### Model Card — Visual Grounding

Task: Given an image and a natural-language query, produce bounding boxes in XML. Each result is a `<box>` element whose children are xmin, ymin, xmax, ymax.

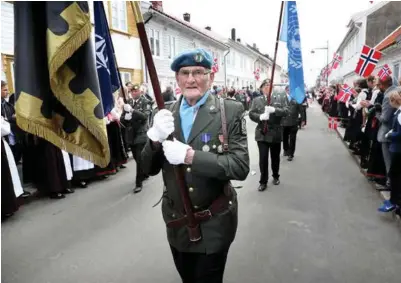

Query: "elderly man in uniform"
<box><xmin>249</xmin><ymin>79</ymin><xmax>289</xmax><ymax>191</ymax></box>
<box><xmin>121</xmin><ymin>84</ymin><xmax>152</xmax><ymax>193</ymax></box>
<box><xmin>141</xmin><ymin>48</ymin><xmax>249</xmax><ymax>283</ymax></box>
<box><xmin>282</xmin><ymin>85</ymin><xmax>306</xmax><ymax>161</ymax></box>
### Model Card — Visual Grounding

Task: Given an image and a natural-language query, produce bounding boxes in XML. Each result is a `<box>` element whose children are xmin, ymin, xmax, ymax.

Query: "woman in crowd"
<box><xmin>378</xmin><ymin>88</ymin><xmax>401</xmax><ymax>215</ymax></box>
<box><xmin>344</xmin><ymin>79</ymin><xmax>371</xmax><ymax>154</ymax></box>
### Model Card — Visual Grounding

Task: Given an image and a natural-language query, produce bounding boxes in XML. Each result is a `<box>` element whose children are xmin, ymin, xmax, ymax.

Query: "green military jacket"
<box><xmin>141</xmin><ymin>93</ymin><xmax>249</xmax><ymax>254</ymax></box>
<box><xmin>249</xmin><ymin>93</ymin><xmax>289</xmax><ymax>143</ymax></box>
<box><xmin>121</xmin><ymin>95</ymin><xmax>152</xmax><ymax>145</ymax></box>
<box><xmin>282</xmin><ymin>97</ymin><xmax>306</xmax><ymax>127</ymax></box>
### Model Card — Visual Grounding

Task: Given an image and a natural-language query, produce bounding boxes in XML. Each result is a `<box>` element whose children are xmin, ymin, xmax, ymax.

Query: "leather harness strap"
<box><xmin>219</xmin><ymin>98</ymin><xmax>229</xmax><ymax>152</ymax></box>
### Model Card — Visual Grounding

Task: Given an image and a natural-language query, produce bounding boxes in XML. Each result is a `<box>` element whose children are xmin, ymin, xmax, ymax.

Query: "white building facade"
<box><xmin>141</xmin><ymin>2</ymin><xmax>228</xmax><ymax>92</ymax></box>
<box><xmin>329</xmin><ymin>1</ymin><xmax>401</xmax><ymax>85</ymax></box>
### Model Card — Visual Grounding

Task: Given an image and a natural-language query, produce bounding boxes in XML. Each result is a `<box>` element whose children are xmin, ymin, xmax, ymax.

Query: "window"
<box><xmin>120</xmin><ymin>71</ymin><xmax>131</xmax><ymax>86</ymax></box>
<box><xmin>168</xmin><ymin>35</ymin><xmax>177</xmax><ymax>59</ymax></box>
<box><xmin>111</xmin><ymin>2</ymin><xmax>127</xmax><ymax>32</ymax></box>
<box><xmin>148</xmin><ymin>28</ymin><xmax>161</xmax><ymax>57</ymax></box>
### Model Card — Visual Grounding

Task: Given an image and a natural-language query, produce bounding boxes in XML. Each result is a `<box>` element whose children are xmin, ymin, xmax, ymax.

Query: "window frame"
<box><xmin>147</xmin><ymin>28</ymin><xmax>162</xmax><ymax>58</ymax></box>
<box><xmin>111</xmin><ymin>1</ymin><xmax>128</xmax><ymax>33</ymax></box>
<box><xmin>120</xmin><ymin>71</ymin><xmax>132</xmax><ymax>86</ymax></box>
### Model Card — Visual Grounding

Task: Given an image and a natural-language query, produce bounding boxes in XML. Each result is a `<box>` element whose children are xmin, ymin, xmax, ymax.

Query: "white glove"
<box><xmin>265</xmin><ymin>106</ymin><xmax>276</xmax><ymax>113</ymax></box>
<box><xmin>123</xmin><ymin>104</ymin><xmax>132</xmax><ymax>112</ymax></box>
<box><xmin>110</xmin><ymin>108</ymin><xmax>120</xmax><ymax>121</ymax></box>
<box><xmin>124</xmin><ymin>113</ymin><xmax>132</xmax><ymax>120</ymax></box>
<box><xmin>104</xmin><ymin>117</ymin><xmax>110</xmax><ymax>125</ymax></box>
<box><xmin>259</xmin><ymin>112</ymin><xmax>270</xmax><ymax>121</ymax></box>
<box><xmin>385</xmin><ymin>129</ymin><xmax>393</xmax><ymax>139</ymax></box>
<box><xmin>147</xmin><ymin>109</ymin><xmax>175</xmax><ymax>142</ymax></box>
<box><xmin>162</xmin><ymin>138</ymin><xmax>191</xmax><ymax>165</ymax></box>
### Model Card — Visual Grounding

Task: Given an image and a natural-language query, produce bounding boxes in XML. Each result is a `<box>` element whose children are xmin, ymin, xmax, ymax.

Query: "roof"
<box><xmin>149</xmin><ymin>7</ymin><xmax>228</xmax><ymax>49</ymax></box>
<box><xmin>375</xmin><ymin>25</ymin><xmax>401</xmax><ymax>51</ymax></box>
<box><xmin>246</xmin><ymin>44</ymin><xmax>274</xmax><ymax>64</ymax></box>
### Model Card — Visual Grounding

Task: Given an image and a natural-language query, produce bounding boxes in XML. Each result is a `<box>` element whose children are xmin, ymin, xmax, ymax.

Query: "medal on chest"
<box><xmin>201</xmin><ymin>133</ymin><xmax>211</xmax><ymax>152</ymax></box>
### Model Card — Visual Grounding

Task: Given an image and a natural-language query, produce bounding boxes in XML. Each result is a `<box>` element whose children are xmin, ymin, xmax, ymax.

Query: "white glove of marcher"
<box><xmin>104</xmin><ymin>117</ymin><xmax>110</xmax><ymax>125</ymax></box>
<box><xmin>123</xmin><ymin>104</ymin><xmax>132</xmax><ymax>112</ymax></box>
<box><xmin>124</xmin><ymin>113</ymin><xmax>132</xmax><ymax>120</ymax></box>
<box><xmin>147</xmin><ymin>109</ymin><xmax>175</xmax><ymax>142</ymax></box>
<box><xmin>162</xmin><ymin>138</ymin><xmax>191</xmax><ymax>165</ymax></box>
<box><xmin>110</xmin><ymin>108</ymin><xmax>120</xmax><ymax>121</ymax></box>
<box><xmin>265</xmin><ymin>106</ymin><xmax>276</xmax><ymax>113</ymax></box>
<box><xmin>385</xmin><ymin>129</ymin><xmax>393</xmax><ymax>139</ymax></box>
<box><xmin>259</xmin><ymin>112</ymin><xmax>270</xmax><ymax>121</ymax></box>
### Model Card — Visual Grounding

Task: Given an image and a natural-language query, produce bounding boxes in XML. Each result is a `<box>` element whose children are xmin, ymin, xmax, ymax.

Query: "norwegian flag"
<box><xmin>336</xmin><ymin>84</ymin><xmax>356</xmax><ymax>103</ymax></box>
<box><xmin>355</xmin><ymin>45</ymin><xmax>382</xmax><ymax>77</ymax></box>
<box><xmin>253</xmin><ymin>68</ymin><xmax>260</xmax><ymax>81</ymax></box>
<box><xmin>331</xmin><ymin>53</ymin><xmax>342</xmax><ymax>70</ymax></box>
<box><xmin>211</xmin><ymin>58</ymin><xmax>219</xmax><ymax>73</ymax></box>
<box><xmin>378</xmin><ymin>64</ymin><xmax>392</xmax><ymax>79</ymax></box>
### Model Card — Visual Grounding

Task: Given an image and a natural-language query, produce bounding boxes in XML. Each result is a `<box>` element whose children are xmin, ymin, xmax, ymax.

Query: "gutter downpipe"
<box><xmin>224</xmin><ymin>48</ymin><xmax>231</xmax><ymax>89</ymax></box>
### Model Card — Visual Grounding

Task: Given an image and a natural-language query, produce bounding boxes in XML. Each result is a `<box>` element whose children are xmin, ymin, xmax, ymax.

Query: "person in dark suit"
<box><xmin>249</xmin><ymin>79</ymin><xmax>289</xmax><ymax>191</ymax></box>
<box><xmin>282</xmin><ymin>86</ymin><xmax>306</xmax><ymax>161</ymax></box>
<box><xmin>378</xmin><ymin>88</ymin><xmax>401</xmax><ymax>213</ymax></box>
<box><xmin>121</xmin><ymin>84</ymin><xmax>152</xmax><ymax>193</ymax></box>
<box><xmin>376</xmin><ymin>76</ymin><xmax>397</xmax><ymax>187</ymax></box>
<box><xmin>141</xmin><ymin>48</ymin><xmax>249</xmax><ymax>283</ymax></box>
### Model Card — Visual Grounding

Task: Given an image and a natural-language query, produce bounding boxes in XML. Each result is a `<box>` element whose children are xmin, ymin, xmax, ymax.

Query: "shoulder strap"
<box><xmin>219</xmin><ymin>97</ymin><xmax>229</xmax><ymax>152</ymax></box>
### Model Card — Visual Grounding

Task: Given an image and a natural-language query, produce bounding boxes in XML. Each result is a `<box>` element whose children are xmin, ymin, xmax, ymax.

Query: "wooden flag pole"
<box><xmin>264</xmin><ymin>1</ymin><xmax>285</xmax><ymax>133</ymax></box>
<box><xmin>130</xmin><ymin>2</ymin><xmax>201</xmax><ymax>242</ymax></box>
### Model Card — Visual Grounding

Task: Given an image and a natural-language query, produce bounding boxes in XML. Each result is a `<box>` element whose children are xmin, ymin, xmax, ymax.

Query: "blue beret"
<box><xmin>171</xmin><ymin>48</ymin><xmax>213</xmax><ymax>72</ymax></box>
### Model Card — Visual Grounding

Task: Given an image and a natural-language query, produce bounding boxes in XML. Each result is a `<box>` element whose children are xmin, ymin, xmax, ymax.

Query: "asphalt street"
<box><xmin>2</xmin><ymin>102</ymin><xmax>401</xmax><ymax>283</ymax></box>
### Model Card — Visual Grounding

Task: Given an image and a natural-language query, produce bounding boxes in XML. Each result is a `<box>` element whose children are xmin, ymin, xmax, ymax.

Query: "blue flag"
<box><xmin>94</xmin><ymin>1</ymin><xmax>120</xmax><ymax>115</ymax></box>
<box><xmin>280</xmin><ymin>1</ymin><xmax>306</xmax><ymax>104</ymax></box>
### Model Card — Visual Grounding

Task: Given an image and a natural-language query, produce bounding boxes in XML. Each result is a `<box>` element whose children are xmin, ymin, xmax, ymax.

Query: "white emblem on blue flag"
<box><xmin>95</xmin><ymin>34</ymin><xmax>110</xmax><ymax>74</ymax></box>
<box><xmin>287</xmin><ymin>5</ymin><xmax>302</xmax><ymax>69</ymax></box>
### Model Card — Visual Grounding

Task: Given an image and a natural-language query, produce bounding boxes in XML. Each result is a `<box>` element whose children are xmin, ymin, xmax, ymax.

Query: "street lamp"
<box><xmin>311</xmin><ymin>40</ymin><xmax>329</xmax><ymax>86</ymax></box>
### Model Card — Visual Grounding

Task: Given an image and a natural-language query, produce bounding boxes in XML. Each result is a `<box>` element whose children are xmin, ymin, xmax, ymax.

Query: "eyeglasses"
<box><xmin>178</xmin><ymin>69</ymin><xmax>211</xmax><ymax>79</ymax></box>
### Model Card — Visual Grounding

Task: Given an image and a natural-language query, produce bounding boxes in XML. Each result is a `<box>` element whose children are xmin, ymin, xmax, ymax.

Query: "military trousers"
<box><xmin>131</xmin><ymin>143</ymin><xmax>146</xmax><ymax>187</ymax></box>
<box><xmin>257</xmin><ymin>141</ymin><xmax>281</xmax><ymax>184</ymax></box>
<box><xmin>283</xmin><ymin>126</ymin><xmax>298</xmax><ymax>157</ymax></box>
<box><xmin>170</xmin><ymin>245</ymin><xmax>229</xmax><ymax>283</ymax></box>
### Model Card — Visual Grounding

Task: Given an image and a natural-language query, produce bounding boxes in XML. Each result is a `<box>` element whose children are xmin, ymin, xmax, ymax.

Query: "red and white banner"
<box><xmin>253</xmin><ymin>68</ymin><xmax>260</xmax><ymax>81</ymax></box>
<box><xmin>377</xmin><ymin>64</ymin><xmax>392</xmax><ymax>79</ymax></box>
<box><xmin>211</xmin><ymin>58</ymin><xmax>219</xmax><ymax>73</ymax></box>
<box><xmin>336</xmin><ymin>84</ymin><xmax>356</xmax><ymax>103</ymax></box>
<box><xmin>355</xmin><ymin>45</ymin><xmax>382</xmax><ymax>77</ymax></box>
<box><xmin>331</xmin><ymin>53</ymin><xmax>342</xmax><ymax>70</ymax></box>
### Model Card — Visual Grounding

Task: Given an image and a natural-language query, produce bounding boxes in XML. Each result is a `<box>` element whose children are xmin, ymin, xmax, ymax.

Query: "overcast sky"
<box><xmin>162</xmin><ymin>0</ymin><xmax>377</xmax><ymax>86</ymax></box>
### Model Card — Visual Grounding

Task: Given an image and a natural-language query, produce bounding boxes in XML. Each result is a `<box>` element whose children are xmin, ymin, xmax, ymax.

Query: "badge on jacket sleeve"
<box><xmin>241</xmin><ymin>118</ymin><xmax>247</xmax><ymax>135</ymax></box>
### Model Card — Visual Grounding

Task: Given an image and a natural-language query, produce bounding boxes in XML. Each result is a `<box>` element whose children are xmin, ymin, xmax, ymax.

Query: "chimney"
<box><xmin>237</xmin><ymin>38</ymin><xmax>241</xmax><ymax>43</ymax></box>
<box><xmin>183</xmin><ymin>13</ymin><xmax>190</xmax><ymax>22</ymax></box>
<box><xmin>150</xmin><ymin>1</ymin><xmax>163</xmax><ymax>11</ymax></box>
<box><xmin>231</xmin><ymin>28</ymin><xmax>236</xmax><ymax>41</ymax></box>
<box><xmin>205</xmin><ymin>26</ymin><xmax>211</xmax><ymax>31</ymax></box>
<box><xmin>253</xmin><ymin>43</ymin><xmax>257</xmax><ymax>49</ymax></box>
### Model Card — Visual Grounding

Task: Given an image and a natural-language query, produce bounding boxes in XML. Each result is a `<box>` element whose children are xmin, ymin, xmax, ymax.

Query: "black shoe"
<box><xmin>63</xmin><ymin>188</ymin><xmax>75</xmax><ymax>194</ymax></box>
<box><xmin>133</xmin><ymin>186</ymin><xmax>143</xmax><ymax>194</ymax></box>
<box><xmin>21</xmin><ymin>191</ymin><xmax>31</xmax><ymax>198</ymax></box>
<box><xmin>120</xmin><ymin>165</ymin><xmax>126</xmax><ymax>169</ymax></box>
<box><xmin>273</xmin><ymin>178</ymin><xmax>280</xmax><ymax>185</ymax></box>
<box><xmin>78</xmin><ymin>181</ymin><xmax>88</xmax><ymax>188</ymax></box>
<box><xmin>258</xmin><ymin>184</ymin><xmax>267</xmax><ymax>192</ymax></box>
<box><xmin>49</xmin><ymin>193</ymin><xmax>65</xmax><ymax>199</ymax></box>
<box><xmin>287</xmin><ymin>156</ymin><xmax>293</xmax><ymax>161</ymax></box>
<box><xmin>283</xmin><ymin>151</ymin><xmax>289</xmax><ymax>157</ymax></box>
